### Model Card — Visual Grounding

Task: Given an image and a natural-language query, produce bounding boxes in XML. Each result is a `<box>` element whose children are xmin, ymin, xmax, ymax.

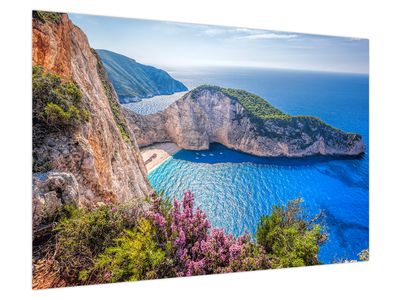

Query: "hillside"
<box><xmin>32</xmin><ymin>12</ymin><xmax>151</xmax><ymax>229</ymax></box>
<box><xmin>97</xmin><ymin>49</ymin><xmax>188</xmax><ymax>103</ymax></box>
<box><xmin>127</xmin><ymin>85</ymin><xmax>364</xmax><ymax>157</ymax></box>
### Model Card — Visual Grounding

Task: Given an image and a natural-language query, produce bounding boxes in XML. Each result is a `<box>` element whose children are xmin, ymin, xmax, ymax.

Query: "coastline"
<box><xmin>140</xmin><ymin>142</ymin><xmax>182</xmax><ymax>173</ymax></box>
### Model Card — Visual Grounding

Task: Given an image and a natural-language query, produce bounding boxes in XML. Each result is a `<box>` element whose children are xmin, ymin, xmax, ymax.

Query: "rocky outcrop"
<box><xmin>127</xmin><ymin>86</ymin><xmax>364</xmax><ymax>157</ymax></box>
<box><xmin>32</xmin><ymin>12</ymin><xmax>151</xmax><ymax>208</ymax></box>
<box><xmin>32</xmin><ymin>172</ymin><xmax>79</xmax><ymax>229</ymax></box>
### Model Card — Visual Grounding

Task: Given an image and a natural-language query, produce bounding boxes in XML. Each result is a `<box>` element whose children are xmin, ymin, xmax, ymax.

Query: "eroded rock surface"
<box><xmin>32</xmin><ymin>172</ymin><xmax>79</xmax><ymax>229</ymax></box>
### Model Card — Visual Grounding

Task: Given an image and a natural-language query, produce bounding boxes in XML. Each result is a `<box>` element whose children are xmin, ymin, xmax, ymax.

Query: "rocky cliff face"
<box><xmin>32</xmin><ymin>12</ymin><xmax>151</xmax><ymax>224</ymax></box>
<box><xmin>127</xmin><ymin>86</ymin><xmax>364</xmax><ymax>157</ymax></box>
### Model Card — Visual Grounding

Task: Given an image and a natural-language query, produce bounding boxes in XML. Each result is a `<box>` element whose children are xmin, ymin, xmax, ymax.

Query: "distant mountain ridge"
<box><xmin>97</xmin><ymin>49</ymin><xmax>188</xmax><ymax>103</ymax></box>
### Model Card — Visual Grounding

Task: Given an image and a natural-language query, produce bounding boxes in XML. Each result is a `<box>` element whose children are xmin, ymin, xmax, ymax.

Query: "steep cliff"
<box><xmin>127</xmin><ymin>85</ymin><xmax>364</xmax><ymax>157</ymax></box>
<box><xmin>97</xmin><ymin>49</ymin><xmax>188</xmax><ymax>103</ymax></box>
<box><xmin>32</xmin><ymin>12</ymin><xmax>151</xmax><ymax>223</ymax></box>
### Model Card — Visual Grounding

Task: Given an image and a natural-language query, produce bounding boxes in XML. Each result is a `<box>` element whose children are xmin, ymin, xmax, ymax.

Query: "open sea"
<box><xmin>138</xmin><ymin>67</ymin><xmax>369</xmax><ymax>263</ymax></box>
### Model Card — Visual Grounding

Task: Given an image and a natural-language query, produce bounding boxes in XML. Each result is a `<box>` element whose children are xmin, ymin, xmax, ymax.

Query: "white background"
<box><xmin>0</xmin><ymin>0</ymin><xmax>399</xmax><ymax>299</ymax></box>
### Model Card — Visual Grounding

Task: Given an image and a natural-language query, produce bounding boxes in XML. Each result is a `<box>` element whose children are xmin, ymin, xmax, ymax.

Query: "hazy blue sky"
<box><xmin>70</xmin><ymin>13</ymin><xmax>369</xmax><ymax>74</ymax></box>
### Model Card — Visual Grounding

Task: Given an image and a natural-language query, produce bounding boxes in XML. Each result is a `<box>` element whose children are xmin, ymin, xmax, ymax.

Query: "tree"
<box><xmin>256</xmin><ymin>199</ymin><xmax>327</xmax><ymax>267</ymax></box>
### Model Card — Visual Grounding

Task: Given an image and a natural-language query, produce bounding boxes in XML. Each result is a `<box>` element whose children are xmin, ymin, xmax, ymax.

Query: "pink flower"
<box><xmin>145</xmin><ymin>189</ymin><xmax>267</xmax><ymax>276</ymax></box>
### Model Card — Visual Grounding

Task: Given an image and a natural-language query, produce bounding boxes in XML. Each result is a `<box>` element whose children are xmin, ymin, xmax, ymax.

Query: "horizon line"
<box><xmin>95</xmin><ymin>48</ymin><xmax>369</xmax><ymax>76</ymax></box>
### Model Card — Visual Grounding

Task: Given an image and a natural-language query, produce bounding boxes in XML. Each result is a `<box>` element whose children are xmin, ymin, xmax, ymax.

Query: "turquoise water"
<box><xmin>148</xmin><ymin>67</ymin><xmax>369</xmax><ymax>263</ymax></box>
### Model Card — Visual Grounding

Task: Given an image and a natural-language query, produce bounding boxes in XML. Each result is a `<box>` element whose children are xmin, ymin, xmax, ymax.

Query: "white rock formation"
<box><xmin>127</xmin><ymin>86</ymin><xmax>364</xmax><ymax>157</ymax></box>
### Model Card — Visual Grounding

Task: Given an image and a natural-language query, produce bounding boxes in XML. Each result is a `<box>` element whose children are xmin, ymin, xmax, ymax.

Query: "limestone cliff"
<box><xmin>32</xmin><ymin>12</ymin><xmax>151</xmax><ymax>223</ymax></box>
<box><xmin>127</xmin><ymin>85</ymin><xmax>364</xmax><ymax>157</ymax></box>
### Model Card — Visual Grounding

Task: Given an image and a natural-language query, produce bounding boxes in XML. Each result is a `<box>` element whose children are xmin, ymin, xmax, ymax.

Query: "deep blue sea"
<box><xmin>147</xmin><ymin>67</ymin><xmax>369</xmax><ymax>263</ymax></box>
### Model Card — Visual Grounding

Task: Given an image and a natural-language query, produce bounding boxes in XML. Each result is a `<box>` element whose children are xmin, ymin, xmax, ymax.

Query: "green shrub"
<box><xmin>256</xmin><ymin>199</ymin><xmax>327</xmax><ymax>268</ymax></box>
<box><xmin>117</xmin><ymin>124</ymin><xmax>130</xmax><ymax>142</ymax></box>
<box><xmin>92</xmin><ymin>219</ymin><xmax>166</xmax><ymax>282</ymax></box>
<box><xmin>32</xmin><ymin>65</ymin><xmax>89</xmax><ymax>131</ymax></box>
<box><xmin>33</xmin><ymin>11</ymin><xmax>62</xmax><ymax>24</ymax></box>
<box><xmin>53</xmin><ymin>204</ymin><xmax>136</xmax><ymax>283</ymax></box>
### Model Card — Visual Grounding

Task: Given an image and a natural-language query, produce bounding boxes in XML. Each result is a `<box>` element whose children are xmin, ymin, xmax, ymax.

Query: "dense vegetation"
<box><xmin>221</xmin><ymin>87</ymin><xmax>288</xmax><ymax>119</ymax></box>
<box><xmin>43</xmin><ymin>191</ymin><xmax>330</xmax><ymax>286</ymax></box>
<box><xmin>191</xmin><ymin>85</ymin><xmax>286</xmax><ymax>121</ymax></box>
<box><xmin>52</xmin><ymin>202</ymin><xmax>140</xmax><ymax>283</ymax></box>
<box><xmin>256</xmin><ymin>199</ymin><xmax>326</xmax><ymax>267</ymax></box>
<box><xmin>32</xmin><ymin>65</ymin><xmax>89</xmax><ymax>130</ymax></box>
<box><xmin>96</xmin><ymin>49</ymin><xmax>188</xmax><ymax>103</ymax></box>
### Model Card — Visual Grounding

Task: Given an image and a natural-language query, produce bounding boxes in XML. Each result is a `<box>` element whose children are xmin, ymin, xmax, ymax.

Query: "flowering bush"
<box><xmin>53</xmin><ymin>191</ymin><xmax>326</xmax><ymax>284</ymax></box>
<box><xmin>146</xmin><ymin>191</ymin><xmax>270</xmax><ymax>277</ymax></box>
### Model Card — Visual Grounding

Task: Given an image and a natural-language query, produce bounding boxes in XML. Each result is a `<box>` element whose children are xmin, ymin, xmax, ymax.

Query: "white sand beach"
<box><xmin>140</xmin><ymin>142</ymin><xmax>181</xmax><ymax>173</ymax></box>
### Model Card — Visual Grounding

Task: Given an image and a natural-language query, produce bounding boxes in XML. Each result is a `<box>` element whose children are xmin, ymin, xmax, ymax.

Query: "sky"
<box><xmin>70</xmin><ymin>13</ymin><xmax>369</xmax><ymax>74</ymax></box>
